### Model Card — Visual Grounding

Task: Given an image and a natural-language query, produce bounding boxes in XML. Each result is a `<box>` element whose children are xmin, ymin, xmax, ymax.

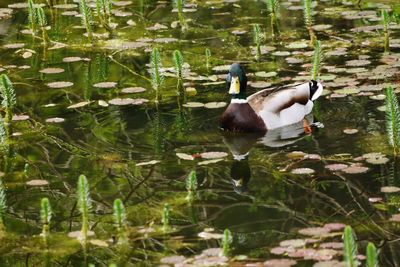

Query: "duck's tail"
<box><xmin>309</xmin><ymin>80</ymin><xmax>324</xmax><ymax>101</ymax></box>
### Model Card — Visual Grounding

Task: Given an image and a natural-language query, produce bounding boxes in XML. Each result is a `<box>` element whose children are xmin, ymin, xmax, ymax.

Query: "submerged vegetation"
<box><xmin>302</xmin><ymin>0</ymin><xmax>316</xmax><ymax>44</ymax></box>
<box><xmin>266</xmin><ymin>0</ymin><xmax>279</xmax><ymax>36</ymax></box>
<box><xmin>385</xmin><ymin>87</ymin><xmax>400</xmax><ymax>154</ymax></box>
<box><xmin>252</xmin><ymin>24</ymin><xmax>263</xmax><ymax>61</ymax></box>
<box><xmin>79</xmin><ymin>0</ymin><xmax>93</xmax><ymax>40</ymax></box>
<box><xmin>311</xmin><ymin>40</ymin><xmax>323</xmax><ymax>80</ymax></box>
<box><xmin>0</xmin><ymin>74</ymin><xmax>16</xmax><ymax>124</ymax></box>
<box><xmin>150</xmin><ymin>47</ymin><xmax>164</xmax><ymax>103</ymax></box>
<box><xmin>77</xmin><ymin>175</ymin><xmax>92</xmax><ymax>242</ymax></box>
<box><xmin>40</xmin><ymin>198</ymin><xmax>51</xmax><ymax>240</ymax></box>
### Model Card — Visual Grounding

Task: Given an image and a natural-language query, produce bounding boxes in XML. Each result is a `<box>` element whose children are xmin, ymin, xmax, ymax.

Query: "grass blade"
<box><xmin>343</xmin><ymin>226</ymin><xmax>359</xmax><ymax>267</ymax></box>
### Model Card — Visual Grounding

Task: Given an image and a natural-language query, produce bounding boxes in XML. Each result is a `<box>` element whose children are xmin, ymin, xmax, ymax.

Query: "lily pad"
<box><xmin>93</xmin><ymin>82</ymin><xmax>117</xmax><ymax>88</ymax></box>
<box><xmin>121</xmin><ymin>87</ymin><xmax>146</xmax><ymax>93</ymax></box>
<box><xmin>67</xmin><ymin>101</ymin><xmax>91</xmax><ymax>109</ymax></box>
<box><xmin>39</xmin><ymin>68</ymin><xmax>65</xmax><ymax>74</ymax></box>
<box><xmin>204</xmin><ymin>102</ymin><xmax>226</xmax><ymax>109</ymax></box>
<box><xmin>381</xmin><ymin>186</ymin><xmax>400</xmax><ymax>193</ymax></box>
<box><xmin>45</xmin><ymin>117</ymin><xmax>65</xmax><ymax>123</ymax></box>
<box><xmin>200</xmin><ymin>152</ymin><xmax>228</xmax><ymax>159</ymax></box>
<box><xmin>26</xmin><ymin>179</ymin><xmax>49</xmax><ymax>186</ymax></box>
<box><xmin>136</xmin><ymin>160</ymin><xmax>160</xmax><ymax>166</ymax></box>
<box><xmin>176</xmin><ymin>153</ymin><xmax>194</xmax><ymax>161</ymax></box>
<box><xmin>291</xmin><ymin>168</ymin><xmax>315</xmax><ymax>175</ymax></box>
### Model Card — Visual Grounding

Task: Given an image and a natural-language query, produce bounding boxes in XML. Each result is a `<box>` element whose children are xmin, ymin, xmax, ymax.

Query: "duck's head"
<box><xmin>226</xmin><ymin>63</ymin><xmax>248</xmax><ymax>100</ymax></box>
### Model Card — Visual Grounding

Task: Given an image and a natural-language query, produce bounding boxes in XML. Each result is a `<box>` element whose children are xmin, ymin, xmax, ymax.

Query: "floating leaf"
<box><xmin>342</xmin><ymin>165</ymin><xmax>369</xmax><ymax>174</ymax></box>
<box><xmin>93</xmin><ymin>82</ymin><xmax>117</xmax><ymax>88</ymax></box>
<box><xmin>298</xmin><ymin>227</ymin><xmax>330</xmax><ymax>237</ymax></box>
<box><xmin>200</xmin><ymin>152</ymin><xmax>228</xmax><ymax>159</ymax></box>
<box><xmin>39</xmin><ymin>68</ymin><xmax>65</xmax><ymax>74</ymax></box>
<box><xmin>183</xmin><ymin>102</ymin><xmax>204</xmax><ymax>108</ymax></box>
<box><xmin>45</xmin><ymin>117</ymin><xmax>65</xmax><ymax>123</ymax></box>
<box><xmin>67</xmin><ymin>101</ymin><xmax>91</xmax><ymax>109</ymax></box>
<box><xmin>343</xmin><ymin>128</ymin><xmax>358</xmax><ymax>134</ymax></box>
<box><xmin>47</xmin><ymin>81</ymin><xmax>73</xmax><ymax>88</ymax></box>
<box><xmin>263</xmin><ymin>259</ymin><xmax>297</xmax><ymax>266</ymax></box>
<box><xmin>176</xmin><ymin>153</ymin><xmax>194</xmax><ymax>161</ymax></box>
<box><xmin>136</xmin><ymin>160</ymin><xmax>160</xmax><ymax>166</ymax></box>
<box><xmin>381</xmin><ymin>186</ymin><xmax>400</xmax><ymax>193</ymax></box>
<box><xmin>291</xmin><ymin>168</ymin><xmax>315</xmax><ymax>175</ymax></box>
<box><xmin>325</xmin><ymin>164</ymin><xmax>348</xmax><ymax>171</ymax></box>
<box><xmin>26</xmin><ymin>180</ymin><xmax>49</xmax><ymax>186</ymax></box>
<box><xmin>121</xmin><ymin>87</ymin><xmax>146</xmax><ymax>93</ymax></box>
<box><xmin>198</xmin><ymin>159</ymin><xmax>223</xmax><ymax>165</ymax></box>
<box><xmin>204</xmin><ymin>102</ymin><xmax>226</xmax><ymax>109</ymax></box>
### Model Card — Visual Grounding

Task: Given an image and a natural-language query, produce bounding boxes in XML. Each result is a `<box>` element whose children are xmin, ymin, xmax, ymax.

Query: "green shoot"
<box><xmin>77</xmin><ymin>174</ymin><xmax>92</xmax><ymax>242</ymax></box>
<box><xmin>174</xmin><ymin>0</ymin><xmax>187</xmax><ymax>30</ymax></box>
<box><xmin>79</xmin><ymin>0</ymin><xmax>93</xmax><ymax>40</ymax></box>
<box><xmin>222</xmin><ymin>229</ymin><xmax>233</xmax><ymax>257</ymax></box>
<box><xmin>162</xmin><ymin>203</ymin><xmax>170</xmax><ymax>231</ymax></box>
<box><xmin>253</xmin><ymin>24</ymin><xmax>263</xmax><ymax>61</ymax></box>
<box><xmin>150</xmin><ymin>48</ymin><xmax>164</xmax><ymax>103</ymax></box>
<box><xmin>311</xmin><ymin>40</ymin><xmax>323</xmax><ymax>80</ymax></box>
<box><xmin>0</xmin><ymin>74</ymin><xmax>16</xmax><ymax>124</ymax></box>
<box><xmin>113</xmin><ymin>198</ymin><xmax>128</xmax><ymax>245</ymax></box>
<box><xmin>205</xmin><ymin>48</ymin><xmax>211</xmax><ymax>71</ymax></box>
<box><xmin>95</xmin><ymin>0</ymin><xmax>113</xmax><ymax>32</ymax></box>
<box><xmin>385</xmin><ymin>87</ymin><xmax>400</xmax><ymax>154</ymax></box>
<box><xmin>173</xmin><ymin>50</ymin><xmax>184</xmax><ymax>80</ymax></box>
<box><xmin>35</xmin><ymin>6</ymin><xmax>48</xmax><ymax>45</ymax></box>
<box><xmin>366</xmin><ymin>242</ymin><xmax>379</xmax><ymax>267</ymax></box>
<box><xmin>343</xmin><ymin>226</ymin><xmax>359</xmax><ymax>267</ymax></box>
<box><xmin>302</xmin><ymin>0</ymin><xmax>315</xmax><ymax>44</ymax></box>
<box><xmin>40</xmin><ymin>198</ymin><xmax>52</xmax><ymax>238</ymax></box>
<box><xmin>186</xmin><ymin>170</ymin><xmax>197</xmax><ymax>201</ymax></box>
<box><xmin>266</xmin><ymin>0</ymin><xmax>279</xmax><ymax>36</ymax></box>
<box><xmin>0</xmin><ymin>180</ymin><xmax>6</xmax><ymax>230</ymax></box>
<box><xmin>28</xmin><ymin>0</ymin><xmax>37</xmax><ymax>34</ymax></box>
<box><xmin>382</xmin><ymin>10</ymin><xmax>390</xmax><ymax>53</ymax></box>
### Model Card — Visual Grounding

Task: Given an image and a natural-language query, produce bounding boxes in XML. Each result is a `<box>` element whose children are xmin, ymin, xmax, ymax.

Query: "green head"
<box><xmin>226</xmin><ymin>63</ymin><xmax>247</xmax><ymax>100</ymax></box>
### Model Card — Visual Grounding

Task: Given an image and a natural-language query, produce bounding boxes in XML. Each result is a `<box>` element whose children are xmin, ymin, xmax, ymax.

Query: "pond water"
<box><xmin>0</xmin><ymin>0</ymin><xmax>400</xmax><ymax>266</ymax></box>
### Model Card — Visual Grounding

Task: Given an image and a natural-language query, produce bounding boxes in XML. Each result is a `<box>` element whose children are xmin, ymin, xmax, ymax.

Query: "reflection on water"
<box><xmin>224</xmin><ymin>114</ymin><xmax>318</xmax><ymax>194</ymax></box>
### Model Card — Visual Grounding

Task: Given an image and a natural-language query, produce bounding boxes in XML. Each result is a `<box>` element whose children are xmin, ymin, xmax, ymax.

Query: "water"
<box><xmin>0</xmin><ymin>0</ymin><xmax>399</xmax><ymax>266</ymax></box>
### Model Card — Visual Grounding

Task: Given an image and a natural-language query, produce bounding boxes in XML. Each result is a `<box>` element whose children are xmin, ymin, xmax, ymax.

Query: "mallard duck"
<box><xmin>220</xmin><ymin>63</ymin><xmax>324</xmax><ymax>133</ymax></box>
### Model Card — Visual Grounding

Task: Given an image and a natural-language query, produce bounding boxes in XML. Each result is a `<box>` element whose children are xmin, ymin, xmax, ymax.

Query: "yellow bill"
<box><xmin>229</xmin><ymin>76</ymin><xmax>240</xmax><ymax>95</ymax></box>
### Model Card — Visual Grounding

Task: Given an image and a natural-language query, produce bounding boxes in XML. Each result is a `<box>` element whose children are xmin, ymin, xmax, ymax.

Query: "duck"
<box><xmin>220</xmin><ymin>63</ymin><xmax>324</xmax><ymax>133</ymax></box>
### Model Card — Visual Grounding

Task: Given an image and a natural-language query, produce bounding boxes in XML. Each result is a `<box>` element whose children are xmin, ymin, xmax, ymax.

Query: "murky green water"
<box><xmin>0</xmin><ymin>0</ymin><xmax>400</xmax><ymax>266</ymax></box>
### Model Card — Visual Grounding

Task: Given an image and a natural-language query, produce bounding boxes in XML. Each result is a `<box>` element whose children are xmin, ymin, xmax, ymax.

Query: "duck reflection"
<box><xmin>223</xmin><ymin>114</ymin><xmax>319</xmax><ymax>194</ymax></box>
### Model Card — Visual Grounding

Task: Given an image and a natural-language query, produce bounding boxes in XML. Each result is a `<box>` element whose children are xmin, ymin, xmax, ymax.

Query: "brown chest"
<box><xmin>220</xmin><ymin>103</ymin><xmax>267</xmax><ymax>133</ymax></box>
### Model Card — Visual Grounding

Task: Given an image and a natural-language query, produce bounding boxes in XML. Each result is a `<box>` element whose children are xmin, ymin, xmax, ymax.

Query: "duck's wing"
<box><xmin>247</xmin><ymin>81</ymin><xmax>323</xmax><ymax>114</ymax></box>
<box><xmin>247</xmin><ymin>81</ymin><xmax>323</xmax><ymax>130</ymax></box>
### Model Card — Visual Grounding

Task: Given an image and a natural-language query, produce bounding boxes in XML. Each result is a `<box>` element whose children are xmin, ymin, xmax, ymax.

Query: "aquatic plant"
<box><xmin>150</xmin><ymin>48</ymin><xmax>164</xmax><ymax>103</ymax></box>
<box><xmin>79</xmin><ymin>0</ymin><xmax>93</xmax><ymax>40</ymax></box>
<box><xmin>173</xmin><ymin>50</ymin><xmax>184</xmax><ymax>80</ymax></box>
<box><xmin>174</xmin><ymin>0</ymin><xmax>187</xmax><ymax>30</ymax></box>
<box><xmin>311</xmin><ymin>40</ymin><xmax>323</xmax><ymax>80</ymax></box>
<box><xmin>95</xmin><ymin>0</ymin><xmax>112</xmax><ymax>32</ymax></box>
<box><xmin>77</xmin><ymin>174</ymin><xmax>92</xmax><ymax>242</ymax></box>
<box><xmin>382</xmin><ymin>10</ymin><xmax>390</xmax><ymax>53</ymax></box>
<box><xmin>0</xmin><ymin>180</ymin><xmax>6</xmax><ymax>232</ymax></box>
<box><xmin>221</xmin><ymin>229</ymin><xmax>233</xmax><ymax>257</ymax></box>
<box><xmin>385</xmin><ymin>87</ymin><xmax>400</xmax><ymax>153</ymax></box>
<box><xmin>162</xmin><ymin>203</ymin><xmax>170</xmax><ymax>231</ymax></box>
<box><xmin>27</xmin><ymin>0</ymin><xmax>37</xmax><ymax>34</ymax></box>
<box><xmin>113</xmin><ymin>198</ymin><xmax>128</xmax><ymax>245</ymax></box>
<box><xmin>302</xmin><ymin>0</ymin><xmax>316</xmax><ymax>44</ymax></box>
<box><xmin>343</xmin><ymin>226</ymin><xmax>359</xmax><ymax>267</ymax></box>
<box><xmin>266</xmin><ymin>0</ymin><xmax>279</xmax><ymax>36</ymax></box>
<box><xmin>186</xmin><ymin>170</ymin><xmax>197</xmax><ymax>201</ymax></box>
<box><xmin>205</xmin><ymin>48</ymin><xmax>211</xmax><ymax>71</ymax></box>
<box><xmin>0</xmin><ymin>74</ymin><xmax>16</xmax><ymax>124</ymax></box>
<box><xmin>40</xmin><ymin>197</ymin><xmax>52</xmax><ymax>238</ymax></box>
<box><xmin>252</xmin><ymin>24</ymin><xmax>263</xmax><ymax>61</ymax></box>
<box><xmin>36</xmin><ymin>6</ymin><xmax>48</xmax><ymax>44</ymax></box>
<box><xmin>366</xmin><ymin>242</ymin><xmax>379</xmax><ymax>267</ymax></box>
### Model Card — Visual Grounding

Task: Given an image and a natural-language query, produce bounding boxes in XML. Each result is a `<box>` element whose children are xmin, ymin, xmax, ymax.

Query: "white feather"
<box><xmin>311</xmin><ymin>82</ymin><xmax>324</xmax><ymax>101</ymax></box>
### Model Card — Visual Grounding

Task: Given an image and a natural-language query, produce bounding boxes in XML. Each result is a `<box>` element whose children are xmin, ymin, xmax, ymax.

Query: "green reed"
<box><xmin>40</xmin><ymin>197</ymin><xmax>52</xmax><ymax>239</ymax></box>
<box><xmin>366</xmin><ymin>242</ymin><xmax>379</xmax><ymax>267</ymax></box>
<box><xmin>173</xmin><ymin>50</ymin><xmax>184</xmax><ymax>80</ymax></box>
<box><xmin>28</xmin><ymin>0</ymin><xmax>37</xmax><ymax>34</ymax></box>
<box><xmin>0</xmin><ymin>181</ymin><xmax>6</xmax><ymax>231</ymax></box>
<box><xmin>311</xmin><ymin>40</ymin><xmax>323</xmax><ymax>80</ymax></box>
<box><xmin>150</xmin><ymin>48</ymin><xmax>164</xmax><ymax>103</ymax></box>
<box><xmin>96</xmin><ymin>0</ymin><xmax>112</xmax><ymax>32</ymax></box>
<box><xmin>205</xmin><ymin>48</ymin><xmax>211</xmax><ymax>71</ymax></box>
<box><xmin>162</xmin><ymin>203</ymin><xmax>170</xmax><ymax>231</ymax></box>
<box><xmin>186</xmin><ymin>170</ymin><xmax>197</xmax><ymax>201</ymax></box>
<box><xmin>343</xmin><ymin>226</ymin><xmax>359</xmax><ymax>267</ymax></box>
<box><xmin>253</xmin><ymin>24</ymin><xmax>263</xmax><ymax>61</ymax></box>
<box><xmin>0</xmin><ymin>74</ymin><xmax>16</xmax><ymax>124</ymax></box>
<box><xmin>385</xmin><ymin>87</ymin><xmax>400</xmax><ymax>154</ymax></box>
<box><xmin>79</xmin><ymin>0</ymin><xmax>93</xmax><ymax>40</ymax></box>
<box><xmin>222</xmin><ymin>229</ymin><xmax>232</xmax><ymax>257</ymax></box>
<box><xmin>266</xmin><ymin>0</ymin><xmax>279</xmax><ymax>36</ymax></box>
<box><xmin>36</xmin><ymin>6</ymin><xmax>48</xmax><ymax>44</ymax></box>
<box><xmin>382</xmin><ymin>10</ymin><xmax>390</xmax><ymax>53</ymax></box>
<box><xmin>174</xmin><ymin>0</ymin><xmax>187</xmax><ymax>30</ymax></box>
<box><xmin>302</xmin><ymin>0</ymin><xmax>316</xmax><ymax>44</ymax></box>
<box><xmin>77</xmin><ymin>174</ymin><xmax>92</xmax><ymax>242</ymax></box>
<box><xmin>113</xmin><ymin>198</ymin><xmax>128</xmax><ymax>245</ymax></box>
